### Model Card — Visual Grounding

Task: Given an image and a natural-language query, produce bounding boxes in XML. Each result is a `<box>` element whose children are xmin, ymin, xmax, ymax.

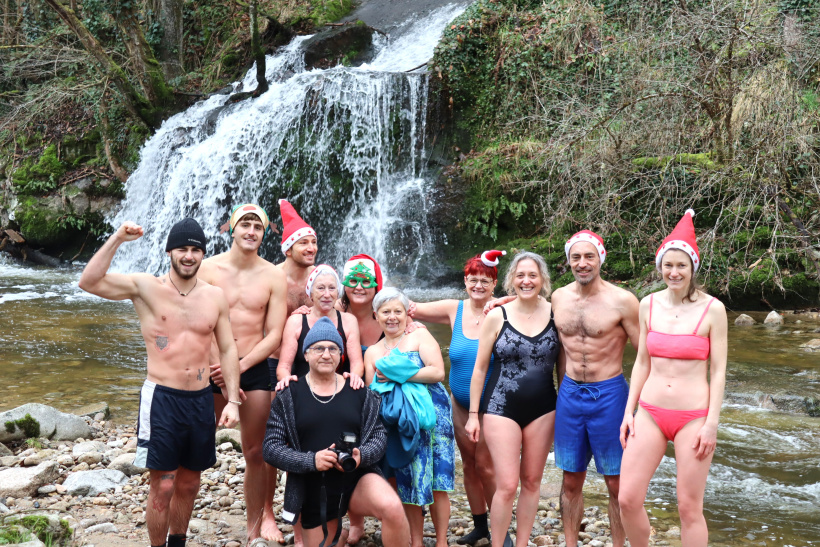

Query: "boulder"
<box><xmin>0</xmin><ymin>442</ymin><xmax>12</xmax><ymax>456</ymax></box>
<box><xmin>0</xmin><ymin>404</ymin><xmax>91</xmax><ymax>443</ymax></box>
<box><xmin>107</xmin><ymin>453</ymin><xmax>147</xmax><ymax>477</ymax></box>
<box><xmin>72</xmin><ymin>441</ymin><xmax>106</xmax><ymax>458</ymax></box>
<box><xmin>763</xmin><ymin>311</ymin><xmax>784</xmax><ymax>325</ymax></box>
<box><xmin>215</xmin><ymin>428</ymin><xmax>242</xmax><ymax>451</ymax></box>
<box><xmin>799</xmin><ymin>339</ymin><xmax>820</xmax><ymax>352</ymax></box>
<box><xmin>0</xmin><ymin>461</ymin><xmax>59</xmax><ymax>498</ymax></box>
<box><xmin>72</xmin><ymin>402</ymin><xmax>110</xmax><ymax>420</ymax></box>
<box><xmin>4</xmin><ymin>514</ymin><xmax>72</xmax><ymax>545</ymax></box>
<box><xmin>734</xmin><ymin>314</ymin><xmax>756</xmax><ymax>326</ymax></box>
<box><xmin>301</xmin><ymin>22</ymin><xmax>376</xmax><ymax>70</ymax></box>
<box><xmin>63</xmin><ymin>469</ymin><xmax>127</xmax><ymax>496</ymax></box>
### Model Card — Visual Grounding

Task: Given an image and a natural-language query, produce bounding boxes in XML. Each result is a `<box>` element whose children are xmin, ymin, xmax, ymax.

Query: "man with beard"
<box><xmin>261</xmin><ymin>198</ymin><xmax>317</xmax><ymax>543</ymax></box>
<box><xmin>198</xmin><ymin>204</ymin><xmax>288</xmax><ymax>546</ymax></box>
<box><xmin>551</xmin><ymin>231</ymin><xmax>640</xmax><ymax>547</ymax></box>
<box><xmin>79</xmin><ymin>219</ymin><xmax>240</xmax><ymax>547</ymax></box>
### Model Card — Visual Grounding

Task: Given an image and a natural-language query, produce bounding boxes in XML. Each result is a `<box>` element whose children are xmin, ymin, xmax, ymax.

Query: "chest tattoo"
<box><xmin>156</xmin><ymin>335</ymin><xmax>169</xmax><ymax>351</ymax></box>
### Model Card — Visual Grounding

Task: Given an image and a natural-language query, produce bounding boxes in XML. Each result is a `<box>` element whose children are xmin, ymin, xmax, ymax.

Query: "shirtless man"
<box><xmin>79</xmin><ymin>219</ymin><xmax>240</xmax><ymax>547</ymax></box>
<box><xmin>551</xmin><ymin>231</ymin><xmax>639</xmax><ymax>547</ymax></box>
<box><xmin>198</xmin><ymin>204</ymin><xmax>287</xmax><ymax>545</ymax></box>
<box><xmin>261</xmin><ymin>198</ymin><xmax>317</xmax><ymax>542</ymax></box>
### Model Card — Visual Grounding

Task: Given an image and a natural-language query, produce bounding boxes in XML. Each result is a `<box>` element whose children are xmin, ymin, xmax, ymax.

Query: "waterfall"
<box><xmin>110</xmin><ymin>3</ymin><xmax>468</xmax><ymax>280</ymax></box>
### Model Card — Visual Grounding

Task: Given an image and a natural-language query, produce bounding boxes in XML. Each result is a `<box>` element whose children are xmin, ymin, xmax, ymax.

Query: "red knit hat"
<box><xmin>344</xmin><ymin>254</ymin><xmax>384</xmax><ymax>292</ymax></box>
<box><xmin>480</xmin><ymin>250</ymin><xmax>506</xmax><ymax>268</ymax></box>
<box><xmin>279</xmin><ymin>199</ymin><xmax>316</xmax><ymax>254</ymax></box>
<box><xmin>656</xmin><ymin>209</ymin><xmax>700</xmax><ymax>271</ymax></box>
<box><xmin>565</xmin><ymin>230</ymin><xmax>606</xmax><ymax>264</ymax></box>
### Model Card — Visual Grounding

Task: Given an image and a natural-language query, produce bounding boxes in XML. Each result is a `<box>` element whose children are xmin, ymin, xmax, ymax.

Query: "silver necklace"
<box><xmin>468</xmin><ymin>304</ymin><xmax>483</xmax><ymax>325</ymax></box>
<box><xmin>383</xmin><ymin>332</ymin><xmax>405</xmax><ymax>351</ymax></box>
<box><xmin>306</xmin><ymin>373</ymin><xmax>338</xmax><ymax>404</ymax></box>
<box><xmin>169</xmin><ymin>276</ymin><xmax>197</xmax><ymax>296</ymax></box>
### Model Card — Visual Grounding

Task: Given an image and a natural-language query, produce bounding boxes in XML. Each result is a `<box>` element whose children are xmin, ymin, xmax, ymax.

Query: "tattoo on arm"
<box><xmin>197</xmin><ymin>368</ymin><xmax>204</xmax><ymax>381</ymax></box>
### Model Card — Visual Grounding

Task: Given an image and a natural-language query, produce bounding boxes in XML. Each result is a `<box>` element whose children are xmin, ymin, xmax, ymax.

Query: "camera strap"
<box><xmin>318</xmin><ymin>472</ymin><xmax>346</xmax><ymax>547</ymax></box>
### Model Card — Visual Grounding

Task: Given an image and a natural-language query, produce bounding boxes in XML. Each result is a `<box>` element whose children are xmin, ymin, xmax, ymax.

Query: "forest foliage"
<box><xmin>431</xmin><ymin>0</ymin><xmax>820</xmax><ymax>306</ymax></box>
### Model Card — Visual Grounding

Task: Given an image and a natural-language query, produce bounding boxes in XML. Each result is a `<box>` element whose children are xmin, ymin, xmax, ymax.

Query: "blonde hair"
<box><xmin>502</xmin><ymin>251</ymin><xmax>551</xmax><ymax>299</ymax></box>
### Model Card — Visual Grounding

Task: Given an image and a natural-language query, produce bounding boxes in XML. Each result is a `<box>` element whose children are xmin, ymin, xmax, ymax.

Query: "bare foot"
<box><xmin>260</xmin><ymin>514</ymin><xmax>285</xmax><ymax>545</ymax></box>
<box><xmin>346</xmin><ymin>519</ymin><xmax>364</xmax><ymax>545</ymax></box>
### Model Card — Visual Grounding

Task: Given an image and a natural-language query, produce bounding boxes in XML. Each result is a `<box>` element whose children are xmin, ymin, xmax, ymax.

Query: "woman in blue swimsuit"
<box><xmin>408</xmin><ymin>250</ymin><xmax>505</xmax><ymax>545</ymax></box>
<box><xmin>466</xmin><ymin>252</ymin><xmax>559</xmax><ymax>547</ymax></box>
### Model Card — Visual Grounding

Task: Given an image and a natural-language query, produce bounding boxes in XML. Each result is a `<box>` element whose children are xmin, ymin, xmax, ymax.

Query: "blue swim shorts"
<box><xmin>554</xmin><ymin>374</ymin><xmax>628</xmax><ymax>476</ymax></box>
<box><xmin>135</xmin><ymin>381</ymin><xmax>217</xmax><ymax>472</ymax></box>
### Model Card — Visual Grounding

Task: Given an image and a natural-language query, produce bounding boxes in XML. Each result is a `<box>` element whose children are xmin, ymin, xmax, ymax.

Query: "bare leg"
<box><xmin>405</xmin><ymin>504</ymin><xmax>425</xmax><ymax>547</ymax></box>
<box><xmin>301</xmin><ymin>519</ymin><xmax>348</xmax><ymax>547</ymax></box>
<box><xmin>673</xmin><ymin>418</ymin><xmax>713</xmax><ymax>547</ymax></box>
<box><xmin>261</xmin><ymin>390</ymin><xmax>286</xmax><ymax>544</ymax></box>
<box><xmin>515</xmin><ymin>413</ymin><xmax>554</xmax><ymax>547</ymax></box>
<box><xmin>347</xmin><ymin>473</ymin><xmax>410</xmax><ymax>547</ymax></box>
<box><xmin>431</xmin><ymin>490</ymin><xmax>451</xmax><ymax>547</ymax></box>
<box><xmin>618</xmin><ymin>408</ymin><xmax>668</xmax><ymax>547</ymax></box>
<box><xmin>482</xmin><ymin>415</ymin><xmax>523</xmax><ymax>547</ymax></box>
<box><xmin>239</xmin><ymin>389</ymin><xmax>274</xmax><ymax>541</ymax></box>
<box><xmin>603</xmin><ymin>475</ymin><xmax>625</xmax><ymax>547</ymax></box>
<box><xmin>168</xmin><ymin>467</ymin><xmax>201</xmax><ymax>536</ymax></box>
<box><xmin>560</xmin><ymin>470</ymin><xmax>586</xmax><ymax>547</ymax></box>
<box><xmin>453</xmin><ymin>398</ymin><xmax>494</xmax><ymax>510</ymax></box>
<box><xmin>146</xmin><ymin>470</ymin><xmax>177</xmax><ymax>546</ymax></box>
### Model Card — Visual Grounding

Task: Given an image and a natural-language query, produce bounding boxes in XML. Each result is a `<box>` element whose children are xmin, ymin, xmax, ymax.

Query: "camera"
<box><xmin>331</xmin><ymin>432</ymin><xmax>358</xmax><ymax>472</ymax></box>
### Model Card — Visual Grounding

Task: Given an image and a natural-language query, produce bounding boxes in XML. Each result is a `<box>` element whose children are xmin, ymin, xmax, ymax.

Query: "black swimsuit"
<box><xmin>292</xmin><ymin>310</ymin><xmax>349</xmax><ymax>377</ymax></box>
<box><xmin>481</xmin><ymin>306</ymin><xmax>560</xmax><ymax>427</ymax></box>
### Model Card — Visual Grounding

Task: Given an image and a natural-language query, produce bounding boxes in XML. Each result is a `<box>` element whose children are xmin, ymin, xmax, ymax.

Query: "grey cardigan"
<box><xmin>262</xmin><ymin>382</ymin><xmax>386</xmax><ymax>523</ymax></box>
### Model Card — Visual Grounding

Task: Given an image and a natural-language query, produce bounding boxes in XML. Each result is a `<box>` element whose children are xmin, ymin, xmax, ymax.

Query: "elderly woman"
<box><xmin>619</xmin><ymin>210</ymin><xmax>728</xmax><ymax>547</ymax></box>
<box><xmin>263</xmin><ymin>317</ymin><xmax>410</xmax><ymax>547</ymax></box>
<box><xmin>465</xmin><ymin>252</ymin><xmax>560</xmax><ymax>547</ymax></box>
<box><xmin>407</xmin><ymin>250</ymin><xmax>505</xmax><ymax>545</ymax></box>
<box><xmin>276</xmin><ymin>264</ymin><xmax>364</xmax><ymax>383</ymax></box>
<box><xmin>364</xmin><ymin>288</ymin><xmax>455</xmax><ymax>547</ymax></box>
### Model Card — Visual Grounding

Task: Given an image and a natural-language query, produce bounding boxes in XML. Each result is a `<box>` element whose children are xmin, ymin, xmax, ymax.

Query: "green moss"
<box><xmin>4</xmin><ymin>422</ymin><xmax>13</xmax><ymax>434</ymax></box>
<box><xmin>11</xmin><ymin>144</ymin><xmax>67</xmax><ymax>195</ymax></box>
<box><xmin>632</xmin><ymin>152</ymin><xmax>716</xmax><ymax>170</ymax></box>
<box><xmin>0</xmin><ymin>525</ymin><xmax>33</xmax><ymax>544</ymax></box>
<box><xmin>10</xmin><ymin>414</ymin><xmax>41</xmax><ymax>439</ymax></box>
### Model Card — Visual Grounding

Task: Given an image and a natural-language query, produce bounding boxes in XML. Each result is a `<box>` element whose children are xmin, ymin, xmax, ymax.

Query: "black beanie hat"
<box><xmin>165</xmin><ymin>218</ymin><xmax>207</xmax><ymax>252</ymax></box>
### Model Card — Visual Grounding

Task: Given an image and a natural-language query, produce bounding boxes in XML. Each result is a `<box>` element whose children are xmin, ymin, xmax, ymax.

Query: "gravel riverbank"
<box><xmin>0</xmin><ymin>409</ymin><xmax>683</xmax><ymax>547</ymax></box>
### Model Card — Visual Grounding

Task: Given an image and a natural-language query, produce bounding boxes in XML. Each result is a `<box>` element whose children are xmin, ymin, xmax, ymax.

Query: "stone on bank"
<box><xmin>0</xmin><ymin>404</ymin><xmax>91</xmax><ymax>443</ymax></box>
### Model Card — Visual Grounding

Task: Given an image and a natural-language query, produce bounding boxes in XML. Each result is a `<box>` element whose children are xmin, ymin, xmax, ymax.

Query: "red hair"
<box><xmin>464</xmin><ymin>255</ymin><xmax>498</xmax><ymax>280</ymax></box>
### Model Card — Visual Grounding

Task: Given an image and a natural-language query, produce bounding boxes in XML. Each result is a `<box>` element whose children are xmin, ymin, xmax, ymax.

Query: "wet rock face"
<box><xmin>301</xmin><ymin>23</ymin><xmax>376</xmax><ymax>70</ymax></box>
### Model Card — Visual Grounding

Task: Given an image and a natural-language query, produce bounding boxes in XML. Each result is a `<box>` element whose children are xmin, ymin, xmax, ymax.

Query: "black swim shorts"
<box><xmin>209</xmin><ymin>359</ymin><xmax>271</xmax><ymax>393</ymax></box>
<box><xmin>135</xmin><ymin>381</ymin><xmax>217</xmax><ymax>472</ymax></box>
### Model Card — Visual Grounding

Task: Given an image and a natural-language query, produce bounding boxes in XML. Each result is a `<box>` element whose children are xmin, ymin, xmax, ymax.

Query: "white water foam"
<box><xmin>110</xmin><ymin>3</ymin><xmax>468</xmax><ymax>277</ymax></box>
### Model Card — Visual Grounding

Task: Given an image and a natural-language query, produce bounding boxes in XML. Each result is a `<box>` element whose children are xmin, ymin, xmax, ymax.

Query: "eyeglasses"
<box><xmin>342</xmin><ymin>276</ymin><xmax>377</xmax><ymax>289</ymax></box>
<box><xmin>466</xmin><ymin>278</ymin><xmax>493</xmax><ymax>287</ymax></box>
<box><xmin>308</xmin><ymin>345</ymin><xmax>341</xmax><ymax>355</ymax></box>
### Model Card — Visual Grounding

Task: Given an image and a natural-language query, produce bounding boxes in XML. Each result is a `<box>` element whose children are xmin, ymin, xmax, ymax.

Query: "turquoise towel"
<box><xmin>370</xmin><ymin>349</ymin><xmax>436</xmax><ymax>430</ymax></box>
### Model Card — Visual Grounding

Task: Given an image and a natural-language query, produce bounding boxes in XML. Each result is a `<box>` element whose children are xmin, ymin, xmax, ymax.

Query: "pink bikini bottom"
<box><xmin>639</xmin><ymin>399</ymin><xmax>708</xmax><ymax>442</ymax></box>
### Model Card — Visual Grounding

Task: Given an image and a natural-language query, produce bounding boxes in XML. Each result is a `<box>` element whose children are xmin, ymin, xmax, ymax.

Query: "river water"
<box><xmin>1</xmin><ymin>257</ymin><xmax>819</xmax><ymax>546</ymax></box>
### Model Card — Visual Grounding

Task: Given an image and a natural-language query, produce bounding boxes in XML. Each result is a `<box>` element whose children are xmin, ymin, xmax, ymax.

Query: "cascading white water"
<box><xmin>111</xmin><ymin>3</ymin><xmax>468</xmax><ymax>278</ymax></box>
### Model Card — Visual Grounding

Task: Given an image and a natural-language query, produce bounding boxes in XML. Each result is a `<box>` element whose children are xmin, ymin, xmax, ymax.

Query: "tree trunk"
<box><xmin>42</xmin><ymin>0</ymin><xmax>152</xmax><ymax>127</ymax></box>
<box><xmin>116</xmin><ymin>7</ymin><xmax>174</xmax><ymax>107</ymax></box>
<box><xmin>148</xmin><ymin>0</ymin><xmax>184</xmax><ymax>79</ymax></box>
<box><xmin>251</xmin><ymin>0</ymin><xmax>268</xmax><ymax>95</ymax></box>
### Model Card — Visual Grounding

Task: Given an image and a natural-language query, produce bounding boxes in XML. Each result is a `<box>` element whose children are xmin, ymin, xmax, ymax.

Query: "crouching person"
<box><xmin>263</xmin><ymin>317</ymin><xmax>410</xmax><ymax>546</ymax></box>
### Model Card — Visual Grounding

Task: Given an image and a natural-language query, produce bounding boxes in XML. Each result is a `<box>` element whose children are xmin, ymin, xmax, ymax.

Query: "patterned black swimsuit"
<box><xmin>481</xmin><ymin>306</ymin><xmax>560</xmax><ymax>427</ymax></box>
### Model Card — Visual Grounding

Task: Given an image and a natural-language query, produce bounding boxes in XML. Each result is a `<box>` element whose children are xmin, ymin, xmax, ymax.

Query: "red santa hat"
<box><xmin>344</xmin><ymin>253</ymin><xmax>384</xmax><ymax>292</ymax></box>
<box><xmin>656</xmin><ymin>209</ymin><xmax>700</xmax><ymax>271</ymax></box>
<box><xmin>480</xmin><ymin>250</ymin><xmax>506</xmax><ymax>268</ymax></box>
<box><xmin>565</xmin><ymin>230</ymin><xmax>607</xmax><ymax>264</ymax></box>
<box><xmin>279</xmin><ymin>199</ymin><xmax>316</xmax><ymax>254</ymax></box>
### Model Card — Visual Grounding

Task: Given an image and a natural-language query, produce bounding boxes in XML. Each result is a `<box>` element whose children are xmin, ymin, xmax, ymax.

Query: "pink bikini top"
<box><xmin>645</xmin><ymin>294</ymin><xmax>715</xmax><ymax>361</ymax></box>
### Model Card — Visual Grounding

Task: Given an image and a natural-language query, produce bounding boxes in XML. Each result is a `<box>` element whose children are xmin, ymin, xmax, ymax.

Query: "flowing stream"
<box><xmin>2</xmin><ymin>257</ymin><xmax>820</xmax><ymax>546</ymax></box>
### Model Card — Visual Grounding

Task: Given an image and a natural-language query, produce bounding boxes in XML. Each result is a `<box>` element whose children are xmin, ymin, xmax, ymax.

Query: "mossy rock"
<box><xmin>4</xmin><ymin>413</ymin><xmax>41</xmax><ymax>438</ymax></box>
<box><xmin>61</xmin><ymin>132</ymin><xmax>101</xmax><ymax>165</ymax></box>
<box><xmin>11</xmin><ymin>144</ymin><xmax>66</xmax><ymax>195</ymax></box>
<box><xmin>4</xmin><ymin>514</ymin><xmax>73</xmax><ymax>546</ymax></box>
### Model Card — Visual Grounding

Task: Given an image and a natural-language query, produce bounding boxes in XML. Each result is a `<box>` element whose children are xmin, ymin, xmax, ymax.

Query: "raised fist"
<box><xmin>117</xmin><ymin>221</ymin><xmax>144</xmax><ymax>241</ymax></box>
